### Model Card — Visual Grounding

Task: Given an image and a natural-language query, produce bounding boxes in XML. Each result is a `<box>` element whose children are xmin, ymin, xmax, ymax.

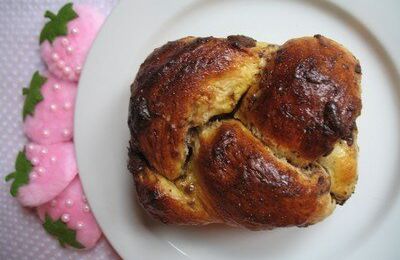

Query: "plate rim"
<box><xmin>75</xmin><ymin>0</ymin><xmax>400</xmax><ymax>259</ymax></box>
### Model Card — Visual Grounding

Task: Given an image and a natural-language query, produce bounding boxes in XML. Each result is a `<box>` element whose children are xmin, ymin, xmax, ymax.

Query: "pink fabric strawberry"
<box><xmin>23</xmin><ymin>72</ymin><xmax>76</xmax><ymax>145</ymax></box>
<box><xmin>37</xmin><ymin>177</ymin><xmax>102</xmax><ymax>249</ymax></box>
<box><xmin>5</xmin><ymin>3</ymin><xmax>106</xmax><ymax>251</ymax></box>
<box><xmin>40</xmin><ymin>3</ymin><xmax>104</xmax><ymax>82</ymax></box>
<box><xmin>5</xmin><ymin>142</ymin><xmax>78</xmax><ymax>207</ymax></box>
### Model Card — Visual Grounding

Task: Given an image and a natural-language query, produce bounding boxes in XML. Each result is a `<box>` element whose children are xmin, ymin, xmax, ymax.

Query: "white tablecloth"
<box><xmin>0</xmin><ymin>1</ymin><xmax>120</xmax><ymax>259</ymax></box>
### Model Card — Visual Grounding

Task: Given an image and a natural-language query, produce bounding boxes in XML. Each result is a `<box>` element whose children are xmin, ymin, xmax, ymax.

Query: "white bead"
<box><xmin>50</xmin><ymin>156</ymin><xmax>57</xmax><ymax>163</ymax></box>
<box><xmin>49</xmin><ymin>64</ymin><xmax>58</xmax><ymax>73</ymax></box>
<box><xmin>50</xmin><ymin>200</ymin><xmax>57</xmax><ymax>207</ymax></box>
<box><xmin>51</xmin><ymin>53</ymin><xmax>59</xmax><ymax>61</ymax></box>
<box><xmin>83</xmin><ymin>204</ymin><xmax>90</xmax><ymax>212</ymax></box>
<box><xmin>63</xmin><ymin>102</ymin><xmax>72</xmax><ymax>110</ymax></box>
<box><xmin>27</xmin><ymin>144</ymin><xmax>35</xmax><ymax>151</ymax></box>
<box><xmin>66</xmin><ymin>46</ymin><xmax>73</xmax><ymax>55</ymax></box>
<box><xmin>31</xmin><ymin>172</ymin><xmax>38</xmax><ymax>179</ymax></box>
<box><xmin>61</xmin><ymin>38</ymin><xmax>69</xmax><ymax>47</ymax></box>
<box><xmin>75</xmin><ymin>66</ymin><xmax>82</xmax><ymax>74</ymax></box>
<box><xmin>31</xmin><ymin>157</ymin><xmax>39</xmax><ymax>165</ymax></box>
<box><xmin>37</xmin><ymin>167</ymin><xmax>45</xmax><ymax>175</ymax></box>
<box><xmin>49</xmin><ymin>104</ymin><xmax>57</xmax><ymax>111</ymax></box>
<box><xmin>41</xmin><ymin>148</ymin><xmax>48</xmax><ymax>154</ymax></box>
<box><xmin>76</xmin><ymin>221</ymin><xmax>84</xmax><ymax>230</ymax></box>
<box><xmin>63</xmin><ymin>66</ymin><xmax>72</xmax><ymax>75</ymax></box>
<box><xmin>65</xmin><ymin>199</ymin><xmax>74</xmax><ymax>208</ymax></box>
<box><xmin>43</xmin><ymin>129</ymin><xmax>50</xmax><ymax>137</ymax></box>
<box><xmin>57</xmin><ymin>60</ymin><xmax>65</xmax><ymax>69</ymax></box>
<box><xmin>62</xmin><ymin>128</ymin><xmax>70</xmax><ymax>137</ymax></box>
<box><xmin>61</xmin><ymin>213</ymin><xmax>70</xmax><ymax>223</ymax></box>
<box><xmin>68</xmin><ymin>73</ymin><xmax>76</xmax><ymax>81</ymax></box>
<box><xmin>53</xmin><ymin>83</ymin><xmax>61</xmax><ymax>90</ymax></box>
<box><xmin>71</xmin><ymin>27</ymin><xmax>79</xmax><ymax>35</ymax></box>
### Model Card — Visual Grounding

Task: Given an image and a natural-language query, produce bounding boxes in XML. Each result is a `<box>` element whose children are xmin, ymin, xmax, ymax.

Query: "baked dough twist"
<box><xmin>128</xmin><ymin>35</ymin><xmax>361</xmax><ymax>229</ymax></box>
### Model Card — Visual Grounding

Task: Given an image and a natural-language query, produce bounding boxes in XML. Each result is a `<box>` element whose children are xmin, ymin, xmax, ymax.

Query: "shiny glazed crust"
<box><xmin>237</xmin><ymin>35</ymin><xmax>361</xmax><ymax>165</ymax></box>
<box><xmin>128</xmin><ymin>35</ymin><xmax>361</xmax><ymax>229</ymax></box>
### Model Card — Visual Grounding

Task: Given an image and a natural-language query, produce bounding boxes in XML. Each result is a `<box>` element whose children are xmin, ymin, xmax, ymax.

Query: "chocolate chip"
<box><xmin>313</xmin><ymin>34</ymin><xmax>328</xmax><ymax>47</ymax></box>
<box><xmin>355</xmin><ymin>63</ymin><xmax>362</xmax><ymax>74</ymax></box>
<box><xmin>184</xmin><ymin>184</ymin><xmax>195</xmax><ymax>194</ymax></box>
<box><xmin>129</xmin><ymin>96</ymin><xmax>151</xmax><ymax>131</ymax></box>
<box><xmin>227</xmin><ymin>35</ymin><xmax>257</xmax><ymax>49</ymax></box>
<box><xmin>318</xmin><ymin>176</ymin><xmax>325</xmax><ymax>185</ymax></box>
<box><xmin>323</xmin><ymin>101</ymin><xmax>344</xmax><ymax>135</ymax></box>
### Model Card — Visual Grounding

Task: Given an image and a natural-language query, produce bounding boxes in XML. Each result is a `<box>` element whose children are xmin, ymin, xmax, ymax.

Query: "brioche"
<box><xmin>128</xmin><ymin>35</ymin><xmax>361</xmax><ymax>229</ymax></box>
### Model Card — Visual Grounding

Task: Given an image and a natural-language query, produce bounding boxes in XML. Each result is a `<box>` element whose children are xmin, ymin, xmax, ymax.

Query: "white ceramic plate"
<box><xmin>75</xmin><ymin>0</ymin><xmax>400</xmax><ymax>259</ymax></box>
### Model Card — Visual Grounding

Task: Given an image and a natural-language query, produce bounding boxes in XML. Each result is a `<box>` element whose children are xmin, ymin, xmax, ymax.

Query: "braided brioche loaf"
<box><xmin>128</xmin><ymin>35</ymin><xmax>361</xmax><ymax>229</ymax></box>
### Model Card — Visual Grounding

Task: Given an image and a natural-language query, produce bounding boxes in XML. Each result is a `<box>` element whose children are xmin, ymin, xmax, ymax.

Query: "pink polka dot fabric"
<box><xmin>0</xmin><ymin>1</ymin><xmax>120</xmax><ymax>258</ymax></box>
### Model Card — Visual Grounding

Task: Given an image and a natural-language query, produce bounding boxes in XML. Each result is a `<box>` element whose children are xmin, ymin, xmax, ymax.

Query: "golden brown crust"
<box><xmin>195</xmin><ymin>120</ymin><xmax>334</xmax><ymax>229</ymax></box>
<box><xmin>128</xmin><ymin>36</ymin><xmax>262</xmax><ymax>180</ymax></box>
<box><xmin>319</xmin><ymin>138</ymin><xmax>358</xmax><ymax>204</ymax></box>
<box><xmin>128</xmin><ymin>35</ymin><xmax>361</xmax><ymax>229</ymax></box>
<box><xmin>237</xmin><ymin>35</ymin><xmax>361</xmax><ymax>164</ymax></box>
<box><xmin>133</xmin><ymin>165</ymin><xmax>216</xmax><ymax>225</ymax></box>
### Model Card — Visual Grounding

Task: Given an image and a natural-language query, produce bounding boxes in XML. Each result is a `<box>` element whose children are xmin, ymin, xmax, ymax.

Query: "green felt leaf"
<box><xmin>5</xmin><ymin>151</ymin><xmax>32</xmax><ymax>197</ymax></box>
<box><xmin>43</xmin><ymin>215</ymin><xmax>85</xmax><ymax>249</ymax></box>
<box><xmin>22</xmin><ymin>71</ymin><xmax>47</xmax><ymax>120</ymax></box>
<box><xmin>39</xmin><ymin>3</ymin><xmax>79</xmax><ymax>44</ymax></box>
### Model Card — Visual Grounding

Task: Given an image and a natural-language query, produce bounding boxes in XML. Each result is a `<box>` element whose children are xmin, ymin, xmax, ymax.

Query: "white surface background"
<box><xmin>75</xmin><ymin>0</ymin><xmax>400</xmax><ymax>259</ymax></box>
<box><xmin>1</xmin><ymin>0</ymin><xmax>400</xmax><ymax>260</ymax></box>
<box><xmin>0</xmin><ymin>1</ymin><xmax>119</xmax><ymax>259</ymax></box>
